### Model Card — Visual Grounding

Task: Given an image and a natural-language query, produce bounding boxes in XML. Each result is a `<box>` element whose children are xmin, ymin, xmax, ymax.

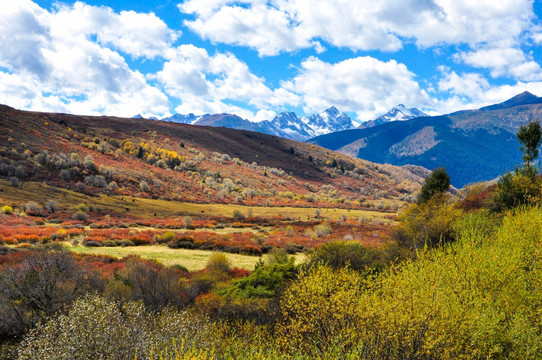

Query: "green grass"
<box><xmin>66</xmin><ymin>243</ymin><xmax>307</xmax><ymax>271</ymax></box>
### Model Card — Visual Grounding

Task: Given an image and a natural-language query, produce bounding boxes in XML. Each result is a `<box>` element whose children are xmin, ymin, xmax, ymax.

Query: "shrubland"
<box><xmin>2</xmin><ymin>111</ymin><xmax>542</xmax><ymax>358</ymax></box>
<box><xmin>3</xmin><ymin>205</ymin><xmax>542</xmax><ymax>359</ymax></box>
<box><xmin>3</xmin><ymin>153</ymin><xmax>542</xmax><ymax>358</ymax></box>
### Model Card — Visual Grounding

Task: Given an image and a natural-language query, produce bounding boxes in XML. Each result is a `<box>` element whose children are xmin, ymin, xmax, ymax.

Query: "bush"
<box><xmin>82</xmin><ymin>240</ymin><xmax>103</xmax><ymax>247</ymax></box>
<box><xmin>161</xmin><ymin>231</ymin><xmax>176</xmax><ymax>243</ymax></box>
<box><xmin>277</xmin><ymin>265</ymin><xmax>365</xmax><ymax>354</ymax></box>
<box><xmin>314</xmin><ymin>223</ymin><xmax>332</xmax><ymax>237</ymax></box>
<box><xmin>44</xmin><ymin>199</ymin><xmax>58</xmax><ymax>213</ymax></box>
<box><xmin>170</xmin><ymin>264</ymin><xmax>189</xmax><ymax>272</ymax></box>
<box><xmin>418</xmin><ymin>167</ymin><xmax>450</xmax><ymax>204</ymax></box>
<box><xmin>106</xmin><ymin>258</ymin><xmax>187</xmax><ymax>311</ymax></box>
<box><xmin>59</xmin><ymin>169</ymin><xmax>71</xmax><ymax>181</ymax></box>
<box><xmin>309</xmin><ymin>241</ymin><xmax>387</xmax><ymax>272</ymax></box>
<box><xmin>1</xmin><ymin>205</ymin><xmax>13</xmax><ymax>215</ymax></box>
<box><xmin>183</xmin><ymin>216</ymin><xmax>193</xmax><ymax>229</ymax></box>
<box><xmin>75</xmin><ymin>182</ymin><xmax>87</xmax><ymax>192</ymax></box>
<box><xmin>263</xmin><ymin>248</ymin><xmax>290</xmax><ymax>266</ymax></box>
<box><xmin>117</xmin><ymin>240</ymin><xmax>134</xmax><ymax>247</ymax></box>
<box><xmin>492</xmin><ymin>171</ymin><xmax>542</xmax><ymax>212</ymax></box>
<box><xmin>72</xmin><ymin>211</ymin><xmax>90</xmax><ymax>222</ymax></box>
<box><xmin>233</xmin><ymin>210</ymin><xmax>245</xmax><ymax>221</ymax></box>
<box><xmin>206</xmin><ymin>253</ymin><xmax>232</xmax><ymax>274</ymax></box>
<box><xmin>221</xmin><ymin>257</ymin><xmax>297</xmax><ymax>299</ymax></box>
<box><xmin>9</xmin><ymin>176</ymin><xmax>20</xmax><ymax>187</ymax></box>
<box><xmin>139</xmin><ymin>180</ymin><xmax>149</xmax><ymax>192</ymax></box>
<box><xmin>168</xmin><ymin>239</ymin><xmax>197</xmax><ymax>249</ymax></box>
<box><xmin>393</xmin><ymin>194</ymin><xmax>463</xmax><ymax>251</ymax></box>
<box><xmin>23</xmin><ymin>201</ymin><xmax>40</xmax><ymax>214</ymax></box>
<box><xmin>0</xmin><ymin>249</ymin><xmax>104</xmax><ymax>338</ymax></box>
<box><xmin>17</xmin><ymin>296</ymin><xmax>213</xmax><ymax>360</ymax></box>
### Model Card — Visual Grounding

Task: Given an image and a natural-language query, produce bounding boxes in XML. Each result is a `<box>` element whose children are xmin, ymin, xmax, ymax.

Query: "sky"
<box><xmin>1</xmin><ymin>0</ymin><xmax>542</xmax><ymax>124</ymax></box>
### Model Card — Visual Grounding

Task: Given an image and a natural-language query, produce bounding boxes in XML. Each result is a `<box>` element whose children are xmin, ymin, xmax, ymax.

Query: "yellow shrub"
<box><xmin>1</xmin><ymin>205</ymin><xmax>13</xmax><ymax>214</ymax></box>
<box><xmin>393</xmin><ymin>194</ymin><xmax>463</xmax><ymax>250</ymax></box>
<box><xmin>277</xmin><ymin>265</ymin><xmax>365</xmax><ymax>353</ymax></box>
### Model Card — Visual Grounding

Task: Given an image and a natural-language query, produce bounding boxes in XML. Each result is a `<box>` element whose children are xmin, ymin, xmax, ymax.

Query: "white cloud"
<box><xmin>179</xmin><ymin>0</ymin><xmax>535</xmax><ymax>56</ymax></box>
<box><xmin>154</xmin><ymin>44</ymin><xmax>299</xmax><ymax>118</ymax></box>
<box><xmin>434</xmin><ymin>69</ymin><xmax>542</xmax><ymax>113</ymax></box>
<box><xmin>455</xmin><ymin>45</ymin><xmax>542</xmax><ymax>81</ymax></box>
<box><xmin>255</xmin><ymin>109</ymin><xmax>276</xmax><ymax>122</ymax></box>
<box><xmin>532</xmin><ymin>30</ymin><xmax>542</xmax><ymax>44</ymax></box>
<box><xmin>1</xmin><ymin>0</ymin><xmax>541</xmax><ymax>125</ymax></box>
<box><xmin>0</xmin><ymin>1</ymin><xmax>50</xmax><ymax>78</ymax></box>
<box><xmin>438</xmin><ymin>70</ymin><xmax>490</xmax><ymax>98</ymax></box>
<box><xmin>281</xmin><ymin>56</ymin><xmax>430</xmax><ymax>121</ymax></box>
<box><xmin>0</xmin><ymin>0</ymin><xmax>171</xmax><ymax>117</ymax></box>
<box><xmin>51</xmin><ymin>1</ymin><xmax>179</xmax><ymax>59</ymax></box>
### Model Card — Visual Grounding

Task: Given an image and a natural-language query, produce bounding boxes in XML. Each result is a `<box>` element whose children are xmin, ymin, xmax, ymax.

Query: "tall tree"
<box><xmin>418</xmin><ymin>167</ymin><xmax>450</xmax><ymax>204</ymax></box>
<box><xmin>517</xmin><ymin>121</ymin><xmax>542</xmax><ymax>170</ymax></box>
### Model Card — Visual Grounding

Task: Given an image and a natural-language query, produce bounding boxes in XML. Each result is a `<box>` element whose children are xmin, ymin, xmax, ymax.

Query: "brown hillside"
<box><xmin>0</xmin><ymin>105</ymin><xmax>424</xmax><ymax>211</ymax></box>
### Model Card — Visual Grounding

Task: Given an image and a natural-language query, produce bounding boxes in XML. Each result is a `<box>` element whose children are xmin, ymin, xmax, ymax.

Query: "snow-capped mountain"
<box><xmin>302</xmin><ymin>106</ymin><xmax>354</xmax><ymax>138</ymax></box>
<box><xmin>358</xmin><ymin>105</ymin><xmax>427</xmax><ymax>129</ymax></box>
<box><xmin>257</xmin><ymin>107</ymin><xmax>356</xmax><ymax>141</ymax></box>
<box><xmin>258</xmin><ymin>112</ymin><xmax>314</xmax><ymax>141</ymax></box>
<box><xmin>161</xmin><ymin>113</ymin><xmax>206</xmax><ymax>124</ymax></box>
<box><xmin>151</xmin><ymin>106</ymin><xmax>355</xmax><ymax>141</ymax></box>
<box><xmin>193</xmin><ymin>114</ymin><xmax>265</xmax><ymax>133</ymax></box>
<box><xmin>132</xmin><ymin>114</ymin><xmax>158</xmax><ymax>120</ymax></box>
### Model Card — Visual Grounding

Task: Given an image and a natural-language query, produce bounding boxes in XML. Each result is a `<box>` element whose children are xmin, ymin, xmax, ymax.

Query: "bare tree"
<box><xmin>0</xmin><ymin>247</ymin><xmax>104</xmax><ymax>337</ymax></box>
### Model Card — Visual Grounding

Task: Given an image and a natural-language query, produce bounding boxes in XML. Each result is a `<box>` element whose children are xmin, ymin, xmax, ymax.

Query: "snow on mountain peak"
<box><xmin>155</xmin><ymin>107</ymin><xmax>355</xmax><ymax>141</ymax></box>
<box><xmin>358</xmin><ymin>105</ymin><xmax>427</xmax><ymax>129</ymax></box>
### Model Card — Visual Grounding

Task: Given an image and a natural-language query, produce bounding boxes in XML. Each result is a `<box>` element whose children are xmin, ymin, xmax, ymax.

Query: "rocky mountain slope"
<box><xmin>155</xmin><ymin>107</ymin><xmax>356</xmax><ymax>141</ymax></box>
<box><xmin>359</xmin><ymin>105</ymin><xmax>427</xmax><ymax>129</ymax></box>
<box><xmin>309</xmin><ymin>92</ymin><xmax>542</xmax><ymax>187</ymax></box>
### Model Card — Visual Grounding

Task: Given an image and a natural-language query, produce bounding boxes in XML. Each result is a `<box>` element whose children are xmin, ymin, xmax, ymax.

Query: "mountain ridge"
<box><xmin>309</xmin><ymin>92</ymin><xmax>542</xmax><ymax>187</ymax></box>
<box><xmin>148</xmin><ymin>106</ymin><xmax>356</xmax><ymax>141</ymax></box>
<box><xmin>359</xmin><ymin>105</ymin><xmax>427</xmax><ymax>129</ymax></box>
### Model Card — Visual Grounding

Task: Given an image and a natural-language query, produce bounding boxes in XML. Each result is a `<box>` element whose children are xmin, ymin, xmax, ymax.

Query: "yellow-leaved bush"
<box><xmin>15</xmin><ymin>207</ymin><xmax>542</xmax><ymax>359</ymax></box>
<box><xmin>277</xmin><ymin>265</ymin><xmax>366</xmax><ymax>354</ymax></box>
<box><xmin>278</xmin><ymin>207</ymin><xmax>542</xmax><ymax>359</ymax></box>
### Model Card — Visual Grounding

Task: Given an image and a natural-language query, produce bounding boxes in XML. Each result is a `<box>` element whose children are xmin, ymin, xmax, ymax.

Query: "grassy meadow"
<box><xmin>66</xmin><ymin>243</ymin><xmax>307</xmax><ymax>271</ymax></box>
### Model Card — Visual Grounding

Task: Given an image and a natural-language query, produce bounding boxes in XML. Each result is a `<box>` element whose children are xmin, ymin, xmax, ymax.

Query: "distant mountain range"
<box><xmin>358</xmin><ymin>105</ymin><xmax>427</xmax><ymax>129</ymax></box>
<box><xmin>309</xmin><ymin>91</ymin><xmax>542</xmax><ymax>187</ymax></box>
<box><xmin>141</xmin><ymin>105</ymin><xmax>426</xmax><ymax>142</ymax></box>
<box><xmin>152</xmin><ymin>106</ymin><xmax>356</xmax><ymax>141</ymax></box>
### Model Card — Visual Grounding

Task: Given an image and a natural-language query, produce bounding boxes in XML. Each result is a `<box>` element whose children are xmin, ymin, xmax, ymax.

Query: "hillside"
<box><xmin>0</xmin><ymin>104</ymin><xmax>425</xmax><ymax>213</ymax></box>
<box><xmin>309</xmin><ymin>92</ymin><xmax>542</xmax><ymax>187</ymax></box>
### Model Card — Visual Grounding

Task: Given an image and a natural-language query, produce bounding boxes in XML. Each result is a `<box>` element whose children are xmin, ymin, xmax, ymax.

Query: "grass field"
<box><xmin>0</xmin><ymin>179</ymin><xmax>399</xmax><ymax>221</ymax></box>
<box><xmin>66</xmin><ymin>243</ymin><xmax>307</xmax><ymax>271</ymax></box>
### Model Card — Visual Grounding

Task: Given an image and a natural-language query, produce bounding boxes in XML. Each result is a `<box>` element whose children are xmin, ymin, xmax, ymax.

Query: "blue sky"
<box><xmin>2</xmin><ymin>0</ymin><xmax>542</xmax><ymax>123</ymax></box>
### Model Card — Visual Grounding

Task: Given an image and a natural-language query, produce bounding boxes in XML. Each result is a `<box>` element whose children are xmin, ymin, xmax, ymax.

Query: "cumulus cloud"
<box><xmin>179</xmin><ymin>0</ymin><xmax>535</xmax><ymax>56</ymax></box>
<box><xmin>255</xmin><ymin>109</ymin><xmax>277</xmax><ymax>122</ymax></box>
<box><xmin>281</xmin><ymin>56</ymin><xmax>431</xmax><ymax>121</ymax></box>
<box><xmin>0</xmin><ymin>0</ymin><xmax>171</xmax><ymax>117</ymax></box>
<box><xmin>51</xmin><ymin>1</ymin><xmax>179</xmax><ymax>59</ymax></box>
<box><xmin>434</xmin><ymin>69</ymin><xmax>542</xmax><ymax>114</ymax></box>
<box><xmin>153</xmin><ymin>44</ymin><xmax>299</xmax><ymax>117</ymax></box>
<box><xmin>2</xmin><ymin>0</ymin><xmax>541</xmax><ymax>124</ymax></box>
<box><xmin>455</xmin><ymin>44</ymin><xmax>542</xmax><ymax>81</ymax></box>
